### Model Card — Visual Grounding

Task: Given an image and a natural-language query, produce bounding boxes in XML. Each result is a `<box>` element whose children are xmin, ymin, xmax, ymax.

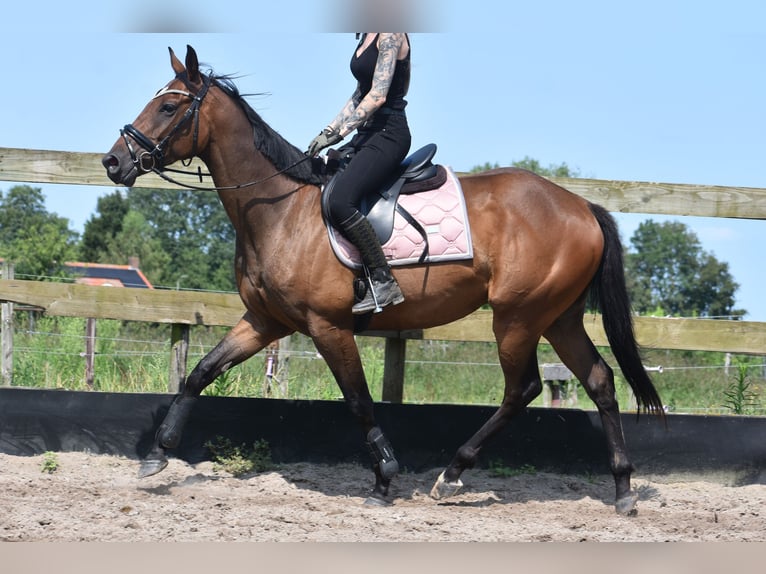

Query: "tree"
<box><xmin>126</xmin><ymin>188</ymin><xmax>236</xmax><ymax>291</ymax></box>
<box><xmin>470</xmin><ymin>156</ymin><xmax>581</xmax><ymax>178</ymax></box>
<box><xmin>0</xmin><ymin>185</ymin><xmax>78</xmax><ymax>279</ymax></box>
<box><xmin>80</xmin><ymin>190</ymin><xmax>129</xmax><ymax>263</ymax></box>
<box><xmin>105</xmin><ymin>211</ymin><xmax>171</xmax><ymax>287</ymax></box>
<box><xmin>625</xmin><ymin>219</ymin><xmax>744</xmax><ymax>318</ymax></box>
<box><xmin>509</xmin><ymin>156</ymin><xmax>581</xmax><ymax>178</ymax></box>
<box><xmin>469</xmin><ymin>161</ymin><xmax>500</xmax><ymax>174</ymax></box>
<box><xmin>0</xmin><ymin>185</ymin><xmax>49</xmax><ymax>245</ymax></box>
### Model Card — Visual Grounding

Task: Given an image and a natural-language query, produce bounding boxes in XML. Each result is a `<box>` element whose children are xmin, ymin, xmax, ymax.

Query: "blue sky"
<box><xmin>1</xmin><ymin>1</ymin><xmax>764</xmax><ymax>320</ymax></box>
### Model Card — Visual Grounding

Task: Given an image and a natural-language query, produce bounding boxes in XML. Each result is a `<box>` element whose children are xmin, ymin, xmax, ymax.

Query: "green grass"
<box><xmin>8</xmin><ymin>316</ymin><xmax>765</xmax><ymax>415</ymax></box>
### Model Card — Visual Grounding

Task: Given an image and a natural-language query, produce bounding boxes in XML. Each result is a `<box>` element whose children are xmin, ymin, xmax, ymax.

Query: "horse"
<box><xmin>102</xmin><ymin>45</ymin><xmax>663</xmax><ymax>515</ymax></box>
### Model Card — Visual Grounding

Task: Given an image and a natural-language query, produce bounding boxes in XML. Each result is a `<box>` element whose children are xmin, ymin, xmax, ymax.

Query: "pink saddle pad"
<box><xmin>327</xmin><ymin>166</ymin><xmax>473</xmax><ymax>269</ymax></box>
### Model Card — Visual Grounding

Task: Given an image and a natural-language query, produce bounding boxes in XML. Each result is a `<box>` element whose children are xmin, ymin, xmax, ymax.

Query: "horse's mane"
<box><xmin>210</xmin><ymin>74</ymin><xmax>322</xmax><ymax>186</ymax></box>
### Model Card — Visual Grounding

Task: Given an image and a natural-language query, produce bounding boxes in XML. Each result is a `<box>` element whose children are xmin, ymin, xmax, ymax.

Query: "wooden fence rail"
<box><xmin>2</xmin><ymin>146</ymin><xmax>766</xmax><ymax>399</ymax></box>
<box><xmin>2</xmin><ymin>279</ymin><xmax>766</xmax><ymax>398</ymax></box>
<box><xmin>4</xmin><ymin>146</ymin><xmax>766</xmax><ymax>218</ymax></box>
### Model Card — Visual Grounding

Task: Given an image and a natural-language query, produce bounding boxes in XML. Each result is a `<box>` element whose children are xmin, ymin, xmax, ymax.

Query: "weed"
<box><xmin>204</xmin><ymin>436</ymin><xmax>274</xmax><ymax>477</ymax></box>
<box><xmin>41</xmin><ymin>451</ymin><xmax>59</xmax><ymax>474</ymax></box>
<box><xmin>203</xmin><ymin>370</ymin><xmax>235</xmax><ymax>397</ymax></box>
<box><xmin>582</xmin><ymin>470</ymin><xmax>601</xmax><ymax>484</ymax></box>
<box><xmin>723</xmin><ymin>364</ymin><xmax>760</xmax><ymax>414</ymax></box>
<box><xmin>250</xmin><ymin>439</ymin><xmax>274</xmax><ymax>472</ymax></box>
<box><xmin>488</xmin><ymin>460</ymin><xmax>536</xmax><ymax>478</ymax></box>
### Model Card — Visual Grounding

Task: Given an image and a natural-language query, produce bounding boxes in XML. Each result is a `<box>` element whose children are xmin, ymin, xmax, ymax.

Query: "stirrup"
<box><xmin>352</xmin><ymin>267</ymin><xmax>403</xmax><ymax>314</ymax></box>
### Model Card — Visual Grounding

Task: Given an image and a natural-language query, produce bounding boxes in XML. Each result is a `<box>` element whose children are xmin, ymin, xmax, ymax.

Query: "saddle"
<box><xmin>321</xmin><ymin>143</ymin><xmax>447</xmax><ymax>248</ymax></box>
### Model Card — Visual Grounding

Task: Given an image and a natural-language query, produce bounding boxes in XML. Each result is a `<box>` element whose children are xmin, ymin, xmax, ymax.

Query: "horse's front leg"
<box><xmin>139</xmin><ymin>313</ymin><xmax>291</xmax><ymax>478</ymax></box>
<box><xmin>310</xmin><ymin>320</ymin><xmax>399</xmax><ymax>505</ymax></box>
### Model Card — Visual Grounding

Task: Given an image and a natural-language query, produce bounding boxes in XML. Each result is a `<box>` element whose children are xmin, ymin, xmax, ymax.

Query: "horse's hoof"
<box><xmin>430</xmin><ymin>470</ymin><xmax>463</xmax><ymax>500</ymax></box>
<box><xmin>364</xmin><ymin>495</ymin><xmax>392</xmax><ymax>507</ymax></box>
<box><xmin>615</xmin><ymin>491</ymin><xmax>639</xmax><ymax>516</ymax></box>
<box><xmin>137</xmin><ymin>458</ymin><xmax>169</xmax><ymax>479</ymax></box>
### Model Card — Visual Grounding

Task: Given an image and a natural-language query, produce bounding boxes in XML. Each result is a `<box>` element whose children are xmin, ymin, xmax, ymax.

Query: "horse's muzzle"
<box><xmin>102</xmin><ymin>152</ymin><xmax>138</xmax><ymax>187</ymax></box>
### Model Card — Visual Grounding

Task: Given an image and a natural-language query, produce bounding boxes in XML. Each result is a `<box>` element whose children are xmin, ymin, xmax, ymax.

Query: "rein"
<box><xmin>150</xmin><ymin>155</ymin><xmax>314</xmax><ymax>192</ymax></box>
<box><xmin>119</xmin><ymin>74</ymin><xmax>313</xmax><ymax>193</ymax></box>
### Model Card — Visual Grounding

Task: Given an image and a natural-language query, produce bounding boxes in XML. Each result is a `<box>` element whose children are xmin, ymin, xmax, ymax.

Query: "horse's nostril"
<box><xmin>102</xmin><ymin>154</ymin><xmax>119</xmax><ymax>170</ymax></box>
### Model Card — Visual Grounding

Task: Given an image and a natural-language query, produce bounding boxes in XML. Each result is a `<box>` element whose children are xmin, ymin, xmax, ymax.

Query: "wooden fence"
<box><xmin>2</xmin><ymin>147</ymin><xmax>766</xmax><ymax>400</ymax></box>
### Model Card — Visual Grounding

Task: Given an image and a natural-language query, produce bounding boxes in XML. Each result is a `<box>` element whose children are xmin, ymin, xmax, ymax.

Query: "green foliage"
<box><xmin>0</xmin><ymin>185</ymin><xmax>79</xmax><ymax>279</ymax></box>
<box><xmin>9</xmin><ymin>321</ymin><xmax>764</xmax><ymax>416</ymax></box>
<box><xmin>105</xmin><ymin>211</ymin><xmax>171</xmax><ymax>286</ymax></box>
<box><xmin>0</xmin><ymin>185</ymin><xmax>49</xmax><ymax>242</ymax></box>
<box><xmin>625</xmin><ymin>219</ymin><xmax>744</xmax><ymax>318</ymax></box>
<box><xmin>469</xmin><ymin>156</ymin><xmax>581</xmax><ymax>178</ymax></box>
<box><xmin>723</xmin><ymin>364</ymin><xmax>760</xmax><ymax>415</ymax></box>
<box><xmin>75</xmin><ymin>186</ymin><xmax>236</xmax><ymax>290</ymax></box>
<box><xmin>126</xmin><ymin>187</ymin><xmax>235</xmax><ymax>291</ymax></box>
<box><xmin>13</xmin><ymin>316</ymin><xmax>169</xmax><ymax>392</ymax></box>
<box><xmin>9</xmin><ymin>221</ymin><xmax>78</xmax><ymax>279</ymax></box>
<box><xmin>510</xmin><ymin>156</ymin><xmax>581</xmax><ymax>178</ymax></box>
<box><xmin>203</xmin><ymin>369</ymin><xmax>237</xmax><ymax>397</ymax></box>
<box><xmin>469</xmin><ymin>161</ymin><xmax>500</xmax><ymax>174</ymax></box>
<box><xmin>41</xmin><ymin>451</ymin><xmax>59</xmax><ymax>474</ymax></box>
<box><xmin>205</xmin><ymin>437</ymin><xmax>274</xmax><ymax>476</ymax></box>
<box><xmin>80</xmin><ymin>190</ymin><xmax>129</xmax><ymax>262</ymax></box>
<box><xmin>14</xmin><ymin>316</ymin><xmax>93</xmax><ymax>389</ymax></box>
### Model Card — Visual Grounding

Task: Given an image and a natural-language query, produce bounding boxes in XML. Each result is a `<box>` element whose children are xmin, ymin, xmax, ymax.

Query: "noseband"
<box><xmin>120</xmin><ymin>74</ymin><xmax>211</xmax><ymax>173</ymax></box>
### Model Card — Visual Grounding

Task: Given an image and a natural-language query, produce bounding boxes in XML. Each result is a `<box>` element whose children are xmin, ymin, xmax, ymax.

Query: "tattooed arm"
<box><xmin>326</xmin><ymin>33</ymin><xmax>406</xmax><ymax>138</ymax></box>
<box><xmin>327</xmin><ymin>85</ymin><xmax>363</xmax><ymax>135</ymax></box>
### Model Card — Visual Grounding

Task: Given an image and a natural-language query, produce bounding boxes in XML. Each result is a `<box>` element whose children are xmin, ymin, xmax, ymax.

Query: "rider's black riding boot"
<box><xmin>340</xmin><ymin>211</ymin><xmax>404</xmax><ymax>314</ymax></box>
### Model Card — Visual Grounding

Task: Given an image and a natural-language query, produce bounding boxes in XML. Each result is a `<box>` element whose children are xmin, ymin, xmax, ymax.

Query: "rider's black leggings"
<box><xmin>327</xmin><ymin>112</ymin><xmax>411</xmax><ymax>227</ymax></box>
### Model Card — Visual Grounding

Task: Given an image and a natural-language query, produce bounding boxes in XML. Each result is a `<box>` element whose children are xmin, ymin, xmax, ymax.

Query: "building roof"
<box><xmin>64</xmin><ymin>262</ymin><xmax>154</xmax><ymax>289</ymax></box>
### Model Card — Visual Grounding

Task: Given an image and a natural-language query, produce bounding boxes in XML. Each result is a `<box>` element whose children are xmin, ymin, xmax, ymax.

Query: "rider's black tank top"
<box><xmin>350</xmin><ymin>33</ymin><xmax>410</xmax><ymax>111</ymax></box>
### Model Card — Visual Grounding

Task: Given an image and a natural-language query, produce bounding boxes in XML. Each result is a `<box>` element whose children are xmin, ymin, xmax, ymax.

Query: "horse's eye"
<box><xmin>159</xmin><ymin>102</ymin><xmax>177</xmax><ymax>114</ymax></box>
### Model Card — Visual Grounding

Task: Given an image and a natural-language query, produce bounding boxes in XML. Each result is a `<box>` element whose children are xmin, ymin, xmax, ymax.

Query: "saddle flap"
<box><xmin>326</xmin><ymin>166</ymin><xmax>474</xmax><ymax>270</ymax></box>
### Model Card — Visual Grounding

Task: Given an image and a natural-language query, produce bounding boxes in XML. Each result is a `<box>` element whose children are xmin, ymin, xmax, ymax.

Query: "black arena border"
<box><xmin>0</xmin><ymin>388</ymin><xmax>764</xmax><ymax>482</ymax></box>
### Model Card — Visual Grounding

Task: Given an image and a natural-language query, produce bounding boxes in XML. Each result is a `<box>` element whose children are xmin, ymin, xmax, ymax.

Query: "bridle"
<box><xmin>119</xmin><ymin>73</ymin><xmax>312</xmax><ymax>192</ymax></box>
<box><xmin>121</xmin><ymin>73</ymin><xmax>211</xmax><ymax>175</ymax></box>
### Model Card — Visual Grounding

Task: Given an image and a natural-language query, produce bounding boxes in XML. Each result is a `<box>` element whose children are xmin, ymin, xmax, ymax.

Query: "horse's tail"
<box><xmin>588</xmin><ymin>203</ymin><xmax>665</xmax><ymax>418</ymax></box>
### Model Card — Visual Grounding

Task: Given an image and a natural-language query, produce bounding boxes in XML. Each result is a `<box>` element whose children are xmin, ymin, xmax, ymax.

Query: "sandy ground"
<box><xmin>0</xmin><ymin>452</ymin><xmax>764</xmax><ymax>542</ymax></box>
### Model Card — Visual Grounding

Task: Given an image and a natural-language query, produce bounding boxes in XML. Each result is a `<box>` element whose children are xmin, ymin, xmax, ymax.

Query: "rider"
<box><xmin>308</xmin><ymin>33</ymin><xmax>412</xmax><ymax>314</ymax></box>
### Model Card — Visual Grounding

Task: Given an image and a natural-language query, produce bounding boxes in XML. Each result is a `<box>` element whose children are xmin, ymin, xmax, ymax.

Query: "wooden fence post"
<box><xmin>382</xmin><ymin>335</ymin><xmax>406</xmax><ymax>403</ymax></box>
<box><xmin>276</xmin><ymin>335</ymin><xmax>291</xmax><ymax>396</ymax></box>
<box><xmin>168</xmin><ymin>324</ymin><xmax>190</xmax><ymax>393</ymax></box>
<box><xmin>263</xmin><ymin>340</ymin><xmax>279</xmax><ymax>396</ymax></box>
<box><xmin>84</xmin><ymin>317</ymin><xmax>96</xmax><ymax>389</ymax></box>
<box><xmin>1</xmin><ymin>262</ymin><xmax>13</xmax><ymax>386</ymax></box>
<box><xmin>263</xmin><ymin>335</ymin><xmax>291</xmax><ymax>398</ymax></box>
<box><xmin>541</xmin><ymin>364</ymin><xmax>576</xmax><ymax>408</ymax></box>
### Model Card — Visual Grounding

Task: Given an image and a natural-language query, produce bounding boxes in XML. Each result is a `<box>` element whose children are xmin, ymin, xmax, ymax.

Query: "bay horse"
<box><xmin>102</xmin><ymin>45</ymin><xmax>663</xmax><ymax>515</ymax></box>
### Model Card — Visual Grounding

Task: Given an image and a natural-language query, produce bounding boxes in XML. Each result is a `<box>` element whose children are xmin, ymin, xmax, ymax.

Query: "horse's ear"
<box><xmin>169</xmin><ymin>47</ymin><xmax>185</xmax><ymax>75</ymax></box>
<box><xmin>185</xmin><ymin>45</ymin><xmax>201</xmax><ymax>83</ymax></box>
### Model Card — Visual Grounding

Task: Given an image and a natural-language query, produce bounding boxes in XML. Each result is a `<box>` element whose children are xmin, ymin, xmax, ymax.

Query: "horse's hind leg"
<box><xmin>543</xmin><ymin>306</ymin><xmax>638</xmax><ymax>515</ymax></box>
<box><xmin>431</xmin><ymin>323</ymin><xmax>542</xmax><ymax>499</ymax></box>
<box><xmin>139</xmin><ymin>312</ymin><xmax>291</xmax><ymax>478</ymax></box>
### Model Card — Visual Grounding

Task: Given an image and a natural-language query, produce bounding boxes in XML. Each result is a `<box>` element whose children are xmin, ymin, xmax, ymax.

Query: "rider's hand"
<box><xmin>307</xmin><ymin>127</ymin><xmax>342</xmax><ymax>156</ymax></box>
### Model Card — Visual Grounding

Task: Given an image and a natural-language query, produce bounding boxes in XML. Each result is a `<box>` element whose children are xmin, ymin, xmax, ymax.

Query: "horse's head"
<box><xmin>102</xmin><ymin>45</ymin><xmax>212</xmax><ymax>186</ymax></box>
